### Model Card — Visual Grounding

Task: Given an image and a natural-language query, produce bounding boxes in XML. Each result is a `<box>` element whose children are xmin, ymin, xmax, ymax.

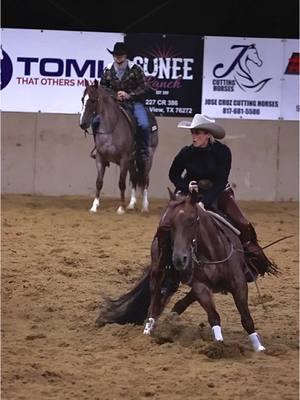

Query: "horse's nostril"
<box><xmin>172</xmin><ymin>254</ymin><xmax>188</xmax><ymax>270</ymax></box>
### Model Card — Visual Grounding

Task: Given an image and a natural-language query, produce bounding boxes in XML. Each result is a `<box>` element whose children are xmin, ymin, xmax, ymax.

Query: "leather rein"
<box><xmin>190</xmin><ymin>212</ymin><xmax>235</xmax><ymax>266</ymax></box>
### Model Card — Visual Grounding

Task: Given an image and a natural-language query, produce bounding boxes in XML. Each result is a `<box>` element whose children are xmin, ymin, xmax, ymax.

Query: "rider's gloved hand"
<box><xmin>188</xmin><ymin>180</ymin><xmax>198</xmax><ymax>193</ymax></box>
<box><xmin>117</xmin><ymin>91</ymin><xmax>130</xmax><ymax>101</ymax></box>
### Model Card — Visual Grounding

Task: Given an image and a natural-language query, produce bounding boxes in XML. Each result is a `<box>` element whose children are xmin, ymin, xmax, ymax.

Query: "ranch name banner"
<box><xmin>1</xmin><ymin>29</ymin><xmax>123</xmax><ymax>113</ymax></box>
<box><xmin>201</xmin><ymin>36</ymin><xmax>299</xmax><ymax>121</ymax></box>
<box><xmin>125</xmin><ymin>33</ymin><xmax>203</xmax><ymax>116</ymax></box>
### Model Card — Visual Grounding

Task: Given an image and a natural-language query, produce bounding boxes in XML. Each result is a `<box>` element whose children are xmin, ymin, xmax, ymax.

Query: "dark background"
<box><xmin>2</xmin><ymin>0</ymin><xmax>299</xmax><ymax>38</ymax></box>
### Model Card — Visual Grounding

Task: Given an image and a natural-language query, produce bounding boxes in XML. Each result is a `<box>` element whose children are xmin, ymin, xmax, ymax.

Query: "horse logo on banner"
<box><xmin>213</xmin><ymin>44</ymin><xmax>272</xmax><ymax>92</ymax></box>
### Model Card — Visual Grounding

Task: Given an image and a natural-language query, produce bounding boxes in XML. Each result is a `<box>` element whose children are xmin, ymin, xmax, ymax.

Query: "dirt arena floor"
<box><xmin>2</xmin><ymin>194</ymin><xmax>299</xmax><ymax>400</ymax></box>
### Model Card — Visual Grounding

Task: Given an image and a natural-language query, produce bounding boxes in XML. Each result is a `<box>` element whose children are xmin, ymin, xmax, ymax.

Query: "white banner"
<box><xmin>201</xmin><ymin>36</ymin><xmax>299</xmax><ymax>121</ymax></box>
<box><xmin>1</xmin><ymin>28</ymin><xmax>123</xmax><ymax>113</ymax></box>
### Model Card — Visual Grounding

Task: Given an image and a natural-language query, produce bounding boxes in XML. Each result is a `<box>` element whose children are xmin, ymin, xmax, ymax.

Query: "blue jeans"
<box><xmin>92</xmin><ymin>114</ymin><xmax>101</xmax><ymax>132</ymax></box>
<box><xmin>132</xmin><ymin>102</ymin><xmax>150</xmax><ymax>156</ymax></box>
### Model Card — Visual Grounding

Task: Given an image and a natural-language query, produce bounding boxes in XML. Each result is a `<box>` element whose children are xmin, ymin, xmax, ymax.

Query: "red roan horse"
<box><xmin>97</xmin><ymin>191</ymin><xmax>278</xmax><ymax>352</ymax></box>
<box><xmin>79</xmin><ymin>80</ymin><xmax>158</xmax><ymax>214</ymax></box>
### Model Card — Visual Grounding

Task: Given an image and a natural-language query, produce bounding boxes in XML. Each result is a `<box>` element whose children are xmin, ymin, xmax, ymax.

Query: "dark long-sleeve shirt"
<box><xmin>169</xmin><ymin>141</ymin><xmax>232</xmax><ymax>207</ymax></box>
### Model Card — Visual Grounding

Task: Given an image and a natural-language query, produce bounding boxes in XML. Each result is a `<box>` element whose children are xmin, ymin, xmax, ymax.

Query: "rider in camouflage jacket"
<box><xmin>98</xmin><ymin>42</ymin><xmax>150</xmax><ymax>159</ymax></box>
<box><xmin>100</xmin><ymin>61</ymin><xmax>147</xmax><ymax>103</ymax></box>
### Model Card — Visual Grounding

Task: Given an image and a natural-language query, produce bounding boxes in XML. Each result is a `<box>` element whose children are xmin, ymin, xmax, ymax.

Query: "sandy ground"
<box><xmin>2</xmin><ymin>194</ymin><xmax>299</xmax><ymax>400</ymax></box>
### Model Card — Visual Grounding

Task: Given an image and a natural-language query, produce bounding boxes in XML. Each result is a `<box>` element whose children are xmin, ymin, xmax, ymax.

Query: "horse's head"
<box><xmin>246</xmin><ymin>44</ymin><xmax>263</xmax><ymax>68</ymax></box>
<box><xmin>79</xmin><ymin>79</ymin><xmax>99</xmax><ymax>130</ymax></box>
<box><xmin>169</xmin><ymin>192</ymin><xmax>201</xmax><ymax>271</ymax></box>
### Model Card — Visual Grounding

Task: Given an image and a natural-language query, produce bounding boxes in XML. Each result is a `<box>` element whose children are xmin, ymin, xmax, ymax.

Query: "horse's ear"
<box><xmin>84</xmin><ymin>79</ymin><xmax>89</xmax><ymax>87</ymax></box>
<box><xmin>167</xmin><ymin>187</ymin><xmax>176</xmax><ymax>201</ymax></box>
<box><xmin>93</xmin><ymin>79</ymin><xmax>99</xmax><ymax>88</ymax></box>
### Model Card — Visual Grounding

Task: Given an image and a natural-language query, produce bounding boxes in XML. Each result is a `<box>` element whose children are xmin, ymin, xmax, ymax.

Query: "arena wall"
<box><xmin>1</xmin><ymin>112</ymin><xmax>299</xmax><ymax>201</ymax></box>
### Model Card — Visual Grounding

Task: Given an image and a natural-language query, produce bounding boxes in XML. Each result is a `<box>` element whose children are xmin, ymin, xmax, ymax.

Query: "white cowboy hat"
<box><xmin>177</xmin><ymin>114</ymin><xmax>225</xmax><ymax>139</ymax></box>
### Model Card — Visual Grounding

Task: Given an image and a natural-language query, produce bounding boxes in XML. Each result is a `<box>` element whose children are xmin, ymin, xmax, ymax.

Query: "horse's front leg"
<box><xmin>171</xmin><ymin>289</ymin><xmax>197</xmax><ymax>315</ymax></box>
<box><xmin>116</xmin><ymin>158</ymin><xmax>129</xmax><ymax>215</ymax></box>
<box><xmin>143</xmin><ymin>263</ymin><xmax>165</xmax><ymax>335</ymax></box>
<box><xmin>90</xmin><ymin>152</ymin><xmax>106</xmax><ymax>213</ymax></box>
<box><xmin>143</xmin><ymin>236</ymin><xmax>172</xmax><ymax>334</ymax></box>
<box><xmin>192</xmin><ymin>281</ymin><xmax>223</xmax><ymax>342</ymax></box>
<box><xmin>232</xmin><ymin>284</ymin><xmax>265</xmax><ymax>352</ymax></box>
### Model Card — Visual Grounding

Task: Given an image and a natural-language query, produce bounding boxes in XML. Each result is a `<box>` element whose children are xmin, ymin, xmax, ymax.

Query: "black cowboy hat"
<box><xmin>107</xmin><ymin>42</ymin><xmax>128</xmax><ymax>56</ymax></box>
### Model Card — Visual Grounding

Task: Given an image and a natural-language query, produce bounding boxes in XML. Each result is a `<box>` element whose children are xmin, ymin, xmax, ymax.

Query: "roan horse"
<box><xmin>97</xmin><ymin>191</ymin><xmax>274</xmax><ymax>352</ymax></box>
<box><xmin>79</xmin><ymin>80</ymin><xmax>158</xmax><ymax>214</ymax></box>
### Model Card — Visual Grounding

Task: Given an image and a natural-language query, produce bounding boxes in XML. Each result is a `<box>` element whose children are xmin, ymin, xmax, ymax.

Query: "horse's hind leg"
<box><xmin>232</xmin><ymin>284</ymin><xmax>265</xmax><ymax>352</ymax></box>
<box><xmin>90</xmin><ymin>153</ymin><xmax>106</xmax><ymax>213</ymax></box>
<box><xmin>141</xmin><ymin>152</ymin><xmax>154</xmax><ymax>213</ymax></box>
<box><xmin>127</xmin><ymin>160</ymin><xmax>137</xmax><ymax>210</ymax></box>
<box><xmin>127</xmin><ymin>186</ymin><xmax>137</xmax><ymax>210</ymax></box>
<box><xmin>192</xmin><ymin>282</ymin><xmax>223</xmax><ymax>342</ymax></box>
<box><xmin>116</xmin><ymin>158</ymin><xmax>128</xmax><ymax>215</ymax></box>
<box><xmin>171</xmin><ymin>289</ymin><xmax>196</xmax><ymax>315</ymax></box>
<box><xmin>141</xmin><ymin>187</ymin><xmax>149</xmax><ymax>213</ymax></box>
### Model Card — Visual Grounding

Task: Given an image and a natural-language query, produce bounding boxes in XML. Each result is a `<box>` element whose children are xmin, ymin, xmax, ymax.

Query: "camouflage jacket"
<box><xmin>100</xmin><ymin>60</ymin><xmax>147</xmax><ymax>102</ymax></box>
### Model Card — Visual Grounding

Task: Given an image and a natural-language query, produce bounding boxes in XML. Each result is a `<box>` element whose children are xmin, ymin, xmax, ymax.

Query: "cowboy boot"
<box><xmin>243</xmin><ymin>239</ymin><xmax>279</xmax><ymax>276</ymax></box>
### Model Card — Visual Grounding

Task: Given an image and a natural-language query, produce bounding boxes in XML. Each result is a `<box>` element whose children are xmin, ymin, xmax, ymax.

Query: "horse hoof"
<box><xmin>89</xmin><ymin>208</ymin><xmax>97</xmax><ymax>213</ymax></box>
<box><xmin>141</xmin><ymin>208</ymin><xmax>149</xmax><ymax>213</ymax></box>
<box><xmin>255</xmin><ymin>345</ymin><xmax>266</xmax><ymax>352</ymax></box>
<box><xmin>127</xmin><ymin>203</ymin><xmax>136</xmax><ymax>210</ymax></box>
<box><xmin>116</xmin><ymin>206</ymin><xmax>125</xmax><ymax>215</ymax></box>
<box><xmin>143</xmin><ymin>318</ymin><xmax>155</xmax><ymax>334</ymax></box>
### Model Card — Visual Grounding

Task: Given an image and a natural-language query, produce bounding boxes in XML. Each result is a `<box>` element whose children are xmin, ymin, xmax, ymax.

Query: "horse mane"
<box><xmin>95</xmin><ymin>86</ymin><xmax>122</xmax><ymax>133</ymax></box>
<box><xmin>97</xmin><ymin>86</ymin><xmax>119</xmax><ymax>112</ymax></box>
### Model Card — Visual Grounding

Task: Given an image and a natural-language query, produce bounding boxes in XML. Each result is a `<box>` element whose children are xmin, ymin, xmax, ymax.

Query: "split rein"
<box><xmin>190</xmin><ymin>212</ymin><xmax>294</xmax><ymax>266</ymax></box>
<box><xmin>190</xmin><ymin>214</ymin><xmax>235</xmax><ymax>266</ymax></box>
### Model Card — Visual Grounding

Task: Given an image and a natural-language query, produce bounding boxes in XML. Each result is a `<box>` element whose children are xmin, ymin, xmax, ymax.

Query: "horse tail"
<box><xmin>96</xmin><ymin>266</ymin><xmax>151</xmax><ymax>327</ymax></box>
<box><xmin>129</xmin><ymin>156</ymin><xmax>148</xmax><ymax>189</ymax></box>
